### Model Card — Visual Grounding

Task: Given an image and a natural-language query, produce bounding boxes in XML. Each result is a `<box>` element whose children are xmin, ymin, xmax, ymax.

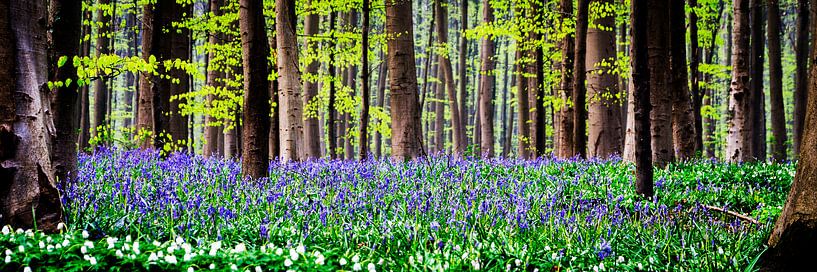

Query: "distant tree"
<box><xmin>239</xmin><ymin>0</ymin><xmax>271</xmax><ymax>177</ymax></box>
<box><xmin>586</xmin><ymin>0</ymin><xmax>622</xmax><ymax>158</ymax></box>
<box><xmin>749</xmin><ymin>0</ymin><xmax>765</xmax><ymax>160</ymax></box>
<box><xmin>94</xmin><ymin>0</ymin><xmax>113</xmax><ymax>143</ymax></box>
<box><xmin>50</xmin><ymin>0</ymin><xmax>84</xmax><ymax>183</ymax></box>
<box><xmin>631</xmin><ymin>0</ymin><xmax>653</xmax><ymax>198</ymax></box>
<box><xmin>478</xmin><ymin>0</ymin><xmax>496</xmax><ymax>157</ymax></box>
<box><xmin>359</xmin><ymin>0</ymin><xmax>371</xmax><ymax>160</ymax></box>
<box><xmin>573</xmin><ymin>0</ymin><xmax>589</xmax><ymax>159</ymax></box>
<box><xmin>0</xmin><ymin>0</ymin><xmax>65</xmax><ymax>232</ymax></box>
<box><xmin>203</xmin><ymin>0</ymin><xmax>225</xmax><ymax>157</ymax></box>
<box><xmin>387</xmin><ymin>0</ymin><xmax>423</xmax><ymax>160</ymax></box>
<box><xmin>276</xmin><ymin>0</ymin><xmax>305</xmax><ymax>163</ymax></box>
<box><xmin>303</xmin><ymin>0</ymin><xmax>322</xmax><ymax>159</ymax></box>
<box><xmin>648</xmin><ymin>0</ymin><xmax>673</xmax><ymax>166</ymax></box>
<box><xmin>435</xmin><ymin>0</ymin><xmax>466</xmax><ymax>157</ymax></box>
<box><xmin>670</xmin><ymin>0</ymin><xmax>697</xmax><ymax>160</ymax></box>
<box><xmin>726</xmin><ymin>0</ymin><xmax>754</xmax><ymax>162</ymax></box>
<box><xmin>767</xmin><ymin>0</ymin><xmax>787</xmax><ymax>162</ymax></box>
<box><xmin>556</xmin><ymin>0</ymin><xmax>575</xmax><ymax>159</ymax></box>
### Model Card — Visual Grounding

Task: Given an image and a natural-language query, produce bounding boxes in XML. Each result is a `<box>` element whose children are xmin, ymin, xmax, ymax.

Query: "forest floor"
<box><xmin>1</xmin><ymin>148</ymin><xmax>794</xmax><ymax>271</ymax></box>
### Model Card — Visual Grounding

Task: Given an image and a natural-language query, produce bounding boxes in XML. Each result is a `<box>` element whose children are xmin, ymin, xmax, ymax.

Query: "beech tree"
<box><xmin>586</xmin><ymin>0</ymin><xmax>622</xmax><ymax>158</ymax></box>
<box><xmin>276</xmin><ymin>0</ymin><xmax>305</xmax><ymax>163</ymax></box>
<box><xmin>435</xmin><ymin>0</ymin><xmax>466</xmax><ymax>157</ymax></box>
<box><xmin>478</xmin><ymin>0</ymin><xmax>496</xmax><ymax>157</ymax></box>
<box><xmin>556</xmin><ymin>0</ymin><xmax>575</xmax><ymax>159</ymax></box>
<box><xmin>303</xmin><ymin>0</ymin><xmax>321</xmax><ymax>159</ymax></box>
<box><xmin>50</xmin><ymin>0</ymin><xmax>83</xmax><ymax>183</ymax></box>
<box><xmin>0</xmin><ymin>0</ymin><xmax>65</xmax><ymax>232</ymax></box>
<box><xmin>573</xmin><ymin>0</ymin><xmax>589</xmax><ymax>159</ymax></box>
<box><xmin>670</xmin><ymin>0</ymin><xmax>697</xmax><ymax>160</ymax></box>
<box><xmin>726</xmin><ymin>0</ymin><xmax>754</xmax><ymax>163</ymax></box>
<box><xmin>631</xmin><ymin>0</ymin><xmax>653</xmax><ymax>198</ymax></box>
<box><xmin>767</xmin><ymin>0</ymin><xmax>787</xmax><ymax>162</ymax></box>
<box><xmin>793</xmin><ymin>0</ymin><xmax>808</xmax><ymax>157</ymax></box>
<box><xmin>647</xmin><ymin>0</ymin><xmax>673</xmax><ymax>166</ymax></box>
<box><xmin>239</xmin><ymin>0</ymin><xmax>271</xmax><ymax>177</ymax></box>
<box><xmin>387</xmin><ymin>0</ymin><xmax>423</xmax><ymax>160</ymax></box>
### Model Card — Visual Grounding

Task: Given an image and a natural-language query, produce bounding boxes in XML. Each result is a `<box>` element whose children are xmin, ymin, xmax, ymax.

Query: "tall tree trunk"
<box><xmin>478</xmin><ymin>0</ymin><xmax>496</xmax><ymax>157</ymax></box>
<box><xmin>434</xmin><ymin>60</ymin><xmax>445</xmax><ymax>153</ymax></box>
<box><xmin>240</xmin><ymin>0</ymin><xmax>271</xmax><ymax>178</ymax></box>
<box><xmin>0</xmin><ymin>0</ymin><xmax>65</xmax><ymax>232</ymax></box>
<box><xmin>435</xmin><ymin>0</ymin><xmax>466</xmax><ymax>156</ymax></box>
<box><xmin>573</xmin><ymin>0</ymin><xmax>589</xmax><ymax>159</ymax></box>
<box><xmin>276</xmin><ymin>0</ymin><xmax>305</xmax><ymax>163</ymax></box>
<box><xmin>374</xmin><ymin>49</ymin><xmax>387</xmax><ymax>158</ymax></box>
<box><xmin>689</xmin><ymin>0</ymin><xmax>704</xmax><ymax>153</ymax></box>
<box><xmin>767</xmin><ymin>0</ymin><xmax>787</xmax><ymax>162</ymax></box>
<box><xmin>169</xmin><ymin>1</ymin><xmax>191</xmax><ymax>151</ymax></box>
<box><xmin>359</xmin><ymin>0</ymin><xmax>371</xmax><ymax>160</ymax></box>
<box><xmin>516</xmin><ymin>49</ymin><xmax>531</xmax><ymax>159</ymax></box>
<box><xmin>761</xmin><ymin>1</ymin><xmax>817</xmax><ymax>262</ymax></box>
<box><xmin>458</xmin><ymin>0</ymin><xmax>468</xmax><ymax>144</ymax></box>
<box><xmin>632</xmin><ymin>0</ymin><xmax>654</xmax><ymax>198</ymax></box>
<box><xmin>501</xmin><ymin>42</ymin><xmax>512</xmax><ymax>157</ymax></box>
<box><xmin>268</xmin><ymin>26</ymin><xmax>280</xmax><ymax>160</ymax></box>
<box><xmin>137</xmin><ymin>2</ymin><xmax>155</xmax><ymax>149</ymax></box>
<box><xmin>793</xmin><ymin>0</ymin><xmax>809</xmax><ymax>157</ymax></box>
<box><xmin>648</xmin><ymin>0</ymin><xmax>674</xmax><ymax>166</ymax></box>
<box><xmin>586</xmin><ymin>0</ymin><xmax>622</xmax><ymax>158</ymax></box>
<box><xmin>94</xmin><ymin>0</ymin><xmax>112</xmax><ymax>143</ymax></box>
<box><xmin>203</xmin><ymin>0</ymin><xmax>224</xmax><ymax>157</ymax></box>
<box><xmin>78</xmin><ymin>9</ymin><xmax>92</xmax><ymax>151</ymax></box>
<box><xmin>726</xmin><ymin>0</ymin><xmax>754</xmax><ymax>162</ymax></box>
<box><xmin>344</xmin><ymin>12</ymin><xmax>358</xmax><ymax>160</ymax></box>
<box><xmin>750</xmin><ymin>0</ymin><xmax>766</xmax><ymax>160</ymax></box>
<box><xmin>302</xmin><ymin>0</ymin><xmax>321</xmax><ymax>159</ymax></box>
<box><xmin>123</xmin><ymin>5</ymin><xmax>137</xmax><ymax>129</ymax></box>
<box><xmin>50</xmin><ymin>0</ymin><xmax>83</xmax><ymax>184</ymax></box>
<box><xmin>328</xmin><ymin>12</ymin><xmax>338</xmax><ymax>159</ymax></box>
<box><xmin>556</xmin><ymin>0</ymin><xmax>575</xmax><ymax>159</ymax></box>
<box><xmin>670</xmin><ymin>0</ymin><xmax>698</xmax><ymax>160</ymax></box>
<box><xmin>387</xmin><ymin>0</ymin><xmax>423</xmax><ymax>160</ymax></box>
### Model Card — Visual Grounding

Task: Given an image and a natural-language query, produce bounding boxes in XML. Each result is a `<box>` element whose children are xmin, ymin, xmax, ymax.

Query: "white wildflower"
<box><xmin>125</xmin><ymin>235</ymin><xmax>132</xmax><ymax>243</ymax></box>
<box><xmin>274</xmin><ymin>247</ymin><xmax>283</xmax><ymax>256</ymax></box>
<box><xmin>340</xmin><ymin>258</ymin><xmax>348</xmax><ymax>266</ymax></box>
<box><xmin>471</xmin><ymin>259</ymin><xmax>481</xmax><ymax>270</ymax></box>
<box><xmin>408</xmin><ymin>256</ymin><xmax>414</xmax><ymax>266</ymax></box>
<box><xmin>515</xmin><ymin>259</ymin><xmax>522</xmax><ymax>266</ymax></box>
<box><xmin>230</xmin><ymin>264</ymin><xmax>237</xmax><ymax>271</ymax></box>
<box><xmin>61</xmin><ymin>239</ymin><xmax>70</xmax><ymax>247</ymax></box>
<box><xmin>47</xmin><ymin>245</ymin><xmax>54</xmax><ymax>252</ymax></box>
<box><xmin>617</xmin><ymin>256</ymin><xmax>625</xmax><ymax>263</ymax></box>
<box><xmin>82</xmin><ymin>230</ymin><xmax>89</xmax><ymax>239</ymax></box>
<box><xmin>148</xmin><ymin>252</ymin><xmax>158</xmax><ymax>262</ymax></box>
<box><xmin>209</xmin><ymin>264</ymin><xmax>216</xmax><ymax>269</ymax></box>
<box><xmin>89</xmin><ymin>256</ymin><xmax>97</xmax><ymax>265</ymax></box>
<box><xmin>175</xmin><ymin>237</ymin><xmax>184</xmax><ymax>245</ymax></box>
<box><xmin>4</xmin><ymin>256</ymin><xmax>10</xmax><ymax>263</ymax></box>
<box><xmin>188</xmin><ymin>267</ymin><xmax>195</xmax><ymax>272</ymax></box>
<box><xmin>1</xmin><ymin>226</ymin><xmax>10</xmax><ymax>235</ymax></box>
<box><xmin>116</xmin><ymin>250</ymin><xmax>124</xmax><ymax>258</ymax></box>
<box><xmin>18</xmin><ymin>245</ymin><xmax>24</xmax><ymax>253</ymax></box>
<box><xmin>38</xmin><ymin>241</ymin><xmax>45</xmax><ymax>248</ymax></box>
<box><xmin>4</xmin><ymin>249</ymin><xmax>11</xmax><ymax>256</ymax></box>
<box><xmin>234</xmin><ymin>243</ymin><xmax>246</xmax><ymax>254</ymax></box>
<box><xmin>378</xmin><ymin>258</ymin><xmax>384</xmax><ymax>265</ymax></box>
<box><xmin>289</xmin><ymin>248</ymin><xmax>299</xmax><ymax>261</ymax></box>
<box><xmin>718</xmin><ymin>247</ymin><xmax>724</xmax><ymax>255</ymax></box>
<box><xmin>57</xmin><ymin>223</ymin><xmax>66</xmax><ymax>231</ymax></box>
<box><xmin>352</xmin><ymin>254</ymin><xmax>360</xmax><ymax>263</ymax></box>
<box><xmin>23</xmin><ymin>267</ymin><xmax>31</xmax><ymax>272</ymax></box>
<box><xmin>255</xmin><ymin>266</ymin><xmax>262</xmax><ymax>272</ymax></box>
<box><xmin>209</xmin><ymin>241</ymin><xmax>222</xmax><ymax>256</ymax></box>
<box><xmin>599</xmin><ymin>262</ymin><xmax>605</xmax><ymax>270</ymax></box>
<box><xmin>352</xmin><ymin>263</ymin><xmax>362</xmax><ymax>271</ymax></box>
<box><xmin>315</xmin><ymin>253</ymin><xmax>325</xmax><ymax>265</ymax></box>
<box><xmin>164</xmin><ymin>255</ymin><xmax>178</xmax><ymax>264</ymax></box>
<box><xmin>15</xmin><ymin>229</ymin><xmax>22</xmax><ymax>234</ymax></box>
<box><xmin>84</xmin><ymin>241</ymin><xmax>94</xmax><ymax>249</ymax></box>
<box><xmin>506</xmin><ymin>264</ymin><xmax>511</xmax><ymax>271</ymax></box>
<box><xmin>184</xmin><ymin>253</ymin><xmax>192</xmax><ymax>261</ymax></box>
<box><xmin>152</xmin><ymin>241</ymin><xmax>160</xmax><ymax>247</ymax></box>
<box><xmin>284</xmin><ymin>258</ymin><xmax>293</xmax><ymax>267</ymax></box>
<box><xmin>295</xmin><ymin>245</ymin><xmax>305</xmax><ymax>255</ymax></box>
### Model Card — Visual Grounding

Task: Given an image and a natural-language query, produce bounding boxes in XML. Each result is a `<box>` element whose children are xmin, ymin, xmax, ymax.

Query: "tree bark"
<box><xmin>359</xmin><ymin>0</ymin><xmax>371</xmax><ymax>160</ymax></box>
<box><xmin>239</xmin><ymin>0</ymin><xmax>271</xmax><ymax>178</ymax></box>
<box><xmin>749</xmin><ymin>0</ymin><xmax>766</xmax><ymax>160</ymax></box>
<box><xmin>767</xmin><ymin>0</ymin><xmax>787</xmax><ymax>162</ymax></box>
<box><xmin>458</xmin><ymin>0</ymin><xmax>468</xmax><ymax>143</ymax></box>
<box><xmin>328</xmin><ymin>12</ymin><xmax>338</xmax><ymax>159</ymax></box>
<box><xmin>268</xmin><ymin>24</ymin><xmax>280</xmax><ymax>160</ymax></box>
<box><xmin>501</xmin><ymin>42</ymin><xmax>512</xmax><ymax>157</ymax></box>
<box><xmin>137</xmin><ymin>2</ymin><xmax>155</xmax><ymax>149</ymax></box>
<box><xmin>169</xmin><ymin>2</ymin><xmax>191</xmax><ymax>151</ymax></box>
<box><xmin>573</xmin><ymin>0</ymin><xmax>589</xmax><ymax>159</ymax></box>
<box><xmin>478</xmin><ymin>0</ymin><xmax>496</xmax><ymax>157</ymax></box>
<box><xmin>434</xmin><ymin>59</ymin><xmax>445</xmax><ymax>153</ymax></box>
<box><xmin>586</xmin><ymin>0</ymin><xmax>622</xmax><ymax>158</ymax></box>
<box><xmin>302</xmin><ymin>0</ymin><xmax>321</xmax><ymax>159</ymax></box>
<box><xmin>94</xmin><ymin>0</ymin><xmax>112</xmax><ymax>143</ymax></box>
<box><xmin>276</xmin><ymin>0</ymin><xmax>305</xmax><ymax>163</ymax></box>
<box><xmin>726</xmin><ymin>0</ymin><xmax>754</xmax><ymax>162</ymax></box>
<box><xmin>50</xmin><ymin>0</ymin><xmax>83</xmax><ymax>184</ymax></box>
<box><xmin>387</xmin><ymin>0</ymin><xmax>423</xmax><ymax>161</ymax></box>
<box><xmin>648</xmin><ymin>0</ymin><xmax>674</xmax><ymax>167</ymax></box>
<box><xmin>374</xmin><ymin>49</ymin><xmax>387</xmax><ymax>158</ymax></box>
<box><xmin>0</xmin><ymin>0</ymin><xmax>65</xmax><ymax>232</ymax></box>
<box><xmin>689</xmin><ymin>0</ymin><xmax>704</xmax><ymax>153</ymax></box>
<box><xmin>670</xmin><ymin>0</ymin><xmax>698</xmax><ymax>160</ymax></box>
<box><xmin>761</xmin><ymin>1</ymin><xmax>817</xmax><ymax>262</ymax></box>
<box><xmin>632</xmin><ymin>0</ymin><xmax>654</xmax><ymax>199</ymax></box>
<box><xmin>793</xmin><ymin>0</ymin><xmax>809</xmax><ymax>157</ymax></box>
<box><xmin>435</xmin><ymin>0</ymin><xmax>466</xmax><ymax>156</ymax></box>
<box><xmin>556</xmin><ymin>0</ymin><xmax>575</xmax><ymax>159</ymax></box>
<box><xmin>203</xmin><ymin>0</ymin><xmax>224</xmax><ymax>157</ymax></box>
<box><xmin>78</xmin><ymin>9</ymin><xmax>92</xmax><ymax>151</ymax></box>
<box><xmin>516</xmin><ymin>49</ymin><xmax>531</xmax><ymax>159</ymax></box>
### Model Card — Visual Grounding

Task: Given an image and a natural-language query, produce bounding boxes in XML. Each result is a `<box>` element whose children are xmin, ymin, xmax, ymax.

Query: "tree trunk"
<box><xmin>137</xmin><ymin>2</ymin><xmax>155</xmax><ymax>149</ymax></box>
<box><xmin>586</xmin><ymin>0</ymin><xmax>622</xmax><ymax>158</ymax></box>
<box><xmin>435</xmin><ymin>0</ymin><xmax>466</xmax><ymax>156</ymax></box>
<box><xmin>169</xmin><ymin>2</ymin><xmax>191</xmax><ymax>151</ymax></box>
<box><xmin>750</xmin><ymin>0</ymin><xmax>766</xmax><ymax>160</ymax></box>
<box><xmin>276</xmin><ymin>0</ymin><xmax>305</xmax><ymax>163</ymax></box>
<box><xmin>359</xmin><ymin>0</ymin><xmax>371</xmax><ymax>160</ymax></box>
<box><xmin>573</xmin><ymin>0</ymin><xmax>589</xmax><ymax>159</ymax></box>
<box><xmin>516</xmin><ymin>49</ymin><xmax>531</xmax><ymax>159</ymax></box>
<box><xmin>203</xmin><ymin>0</ymin><xmax>224</xmax><ymax>157</ymax></box>
<box><xmin>648</xmin><ymin>0</ymin><xmax>674</xmax><ymax>167</ymax></box>
<box><xmin>434</xmin><ymin>59</ymin><xmax>445</xmax><ymax>153</ymax></box>
<box><xmin>302</xmin><ymin>0</ymin><xmax>321</xmax><ymax>159</ymax></box>
<box><xmin>478</xmin><ymin>0</ymin><xmax>496</xmax><ymax>157</ymax></box>
<box><xmin>761</xmin><ymin>2</ymin><xmax>817</xmax><ymax>262</ymax></box>
<box><xmin>727</xmin><ymin>0</ymin><xmax>754</xmax><ymax>162</ymax></box>
<box><xmin>767</xmin><ymin>0</ymin><xmax>787</xmax><ymax>162</ymax></box>
<box><xmin>458</xmin><ymin>0</ymin><xmax>468</xmax><ymax>147</ymax></box>
<box><xmin>0</xmin><ymin>0</ymin><xmax>65</xmax><ymax>232</ymax></box>
<box><xmin>78</xmin><ymin>9</ymin><xmax>92</xmax><ymax>151</ymax></box>
<box><xmin>387</xmin><ymin>0</ymin><xmax>423</xmax><ymax>161</ymax></box>
<box><xmin>123</xmin><ymin>5</ymin><xmax>137</xmax><ymax>129</ymax></box>
<box><xmin>793</xmin><ymin>0</ymin><xmax>809</xmax><ymax>157</ymax></box>
<box><xmin>374</xmin><ymin>49</ymin><xmax>387</xmax><ymax>158</ymax></box>
<box><xmin>689</xmin><ymin>0</ymin><xmax>704</xmax><ymax>153</ymax></box>
<box><xmin>328</xmin><ymin>12</ymin><xmax>338</xmax><ymax>159</ymax></box>
<box><xmin>239</xmin><ymin>0</ymin><xmax>271</xmax><ymax>178</ymax></box>
<box><xmin>94</xmin><ymin>0</ymin><xmax>112</xmax><ymax>143</ymax></box>
<box><xmin>632</xmin><ymin>0</ymin><xmax>654</xmax><ymax>198</ymax></box>
<box><xmin>50</xmin><ymin>0</ymin><xmax>83</xmax><ymax>184</ymax></box>
<box><xmin>670</xmin><ymin>0</ymin><xmax>698</xmax><ymax>160</ymax></box>
<box><xmin>556</xmin><ymin>0</ymin><xmax>575</xmax><ymax>159</ymax></box>
<box><xmin>501</xmin><ymin>42</ymin><xmax>512</xmax><ymax>157</ymax></box>
<box><xmin>268</xmin><ymin>28</ymin><xmax>280</xmax><ymax>160</ymax></box>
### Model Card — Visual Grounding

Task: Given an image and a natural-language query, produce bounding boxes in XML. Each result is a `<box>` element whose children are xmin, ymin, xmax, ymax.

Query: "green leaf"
<box><xmin>57</xmin><ymin>56</ymin><xmax>68</xmax><ymax>68</ymax></box>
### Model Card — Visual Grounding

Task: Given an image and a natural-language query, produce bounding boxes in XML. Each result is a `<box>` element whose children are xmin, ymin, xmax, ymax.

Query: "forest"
<box><xmin>1</xmin><ymin>0</ymin><xmax>817</xmax><ymax>270</ymax></box>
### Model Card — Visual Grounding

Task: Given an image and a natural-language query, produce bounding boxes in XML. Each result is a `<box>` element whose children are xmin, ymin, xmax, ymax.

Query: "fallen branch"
<box><xmin>703</xmin><ymin>205</ymin><xmax>759</xmax><ymax>225</ymax></box>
